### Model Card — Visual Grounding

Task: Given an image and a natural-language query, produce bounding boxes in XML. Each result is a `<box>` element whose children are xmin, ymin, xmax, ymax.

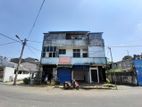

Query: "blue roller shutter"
<box><xmin>133</xmin><ymin>60</ymin><xmax>142</xmax><ymax>86</ymax></box>
<box><xmin>57</xmin><ymin>68</ymin><xmax>72</xmax><ymax>84</ymax></box>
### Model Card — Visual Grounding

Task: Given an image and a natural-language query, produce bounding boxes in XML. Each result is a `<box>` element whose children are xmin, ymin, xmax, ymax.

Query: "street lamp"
<box><xmin>13</xmin><ymin>35</ymin><xmax>27</xmax><ymax>85</ymax></box>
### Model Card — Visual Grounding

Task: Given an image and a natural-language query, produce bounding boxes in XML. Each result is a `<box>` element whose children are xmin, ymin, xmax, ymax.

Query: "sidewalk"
<box><xmin>55</xmin><ymin>83</ymin><xmax>116</xmax><ymax>90</ymax></box>
<box><xmin>1</xmin><ymin>81</ymin><xmax>142</xmax><ymax>97</ymax></box>
<box><xmin>1</xmin><ymin>81</ymin><xmax>116</xmax><ymax>90</ymax></box>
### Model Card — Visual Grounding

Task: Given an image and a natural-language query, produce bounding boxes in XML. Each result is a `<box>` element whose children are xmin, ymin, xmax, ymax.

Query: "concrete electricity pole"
<box><xmin>108</xmin><ymin>47</ymin><xmax>117</xmax><ymax>90</ymax></box>
<box><xmin>108</xmin><ymin>47</ymin><xmax>113</xmax><ymax>63</ymax></box>
<box><xmin>13</xmin><ymin>36</ymin><xmax>27</xmax><ymax>85</ymax></box>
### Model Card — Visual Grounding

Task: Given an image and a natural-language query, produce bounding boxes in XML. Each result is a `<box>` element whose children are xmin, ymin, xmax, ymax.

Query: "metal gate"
<box><xmin>57</xmin><ymin>68</ymin><xmax>72</xmax><ymax>84</ymax></box>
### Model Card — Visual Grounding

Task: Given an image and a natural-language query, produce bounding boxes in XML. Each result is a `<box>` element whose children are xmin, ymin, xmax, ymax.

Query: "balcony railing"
<box><xmin>44</xmin><ymin>40</ymin><xmax>87</xmax><ymax>47</ymax></box>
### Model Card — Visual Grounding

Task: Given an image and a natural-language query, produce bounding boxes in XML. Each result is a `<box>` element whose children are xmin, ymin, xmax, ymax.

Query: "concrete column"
<box><xmin>96</xmin><ymin>67</ymin><xmax>100</xmax><ymax>83</ymax></box>
<box><xmin>89</xmin><ymin>68</ymin><xmax>92</xmax><ymax>83</ymax></box>
<box><xmin>72</xmin><ymin>70</ymin><xmax>74</xmax><ymax>80</ymax></box>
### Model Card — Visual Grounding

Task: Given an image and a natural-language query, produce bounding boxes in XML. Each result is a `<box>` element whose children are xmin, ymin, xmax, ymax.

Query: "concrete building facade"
<box><xmin>41</xmin><ymin>31</ymin><xmax>106</xmax><ymax>84</ymax></box>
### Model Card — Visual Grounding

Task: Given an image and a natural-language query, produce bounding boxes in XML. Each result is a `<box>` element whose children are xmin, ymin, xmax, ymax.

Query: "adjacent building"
<box><xmin>0</xmin><ymin>56</ymin><xmax>39</xmax><ymax>82</ymax></box>
<box><xmin>40</xmin><ymin>31</ymin><xmax>106</xmax><ymax>84</ymax></box>
<box><xmin>107</xmin><ymin>55</ymin><xmax>142</xmax><ymax>86</ymax></box>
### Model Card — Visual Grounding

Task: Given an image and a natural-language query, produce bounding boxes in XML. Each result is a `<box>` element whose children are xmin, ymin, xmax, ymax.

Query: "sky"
<box><xmin>0</xmin><ymin>0</ymin><xmax>142</xmax><ymax>61</ymax></box>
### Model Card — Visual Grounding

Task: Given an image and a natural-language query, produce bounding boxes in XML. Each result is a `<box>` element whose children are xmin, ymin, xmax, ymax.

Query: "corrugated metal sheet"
<box><xmin>133</xmin><ymin>60</ymin><xmax>142</xmax><ymax>86</ymax></box>
<box><xmin>88</xmin><ymin>46</ymin><xmax>105</xmax><ymax>57</ymax></box>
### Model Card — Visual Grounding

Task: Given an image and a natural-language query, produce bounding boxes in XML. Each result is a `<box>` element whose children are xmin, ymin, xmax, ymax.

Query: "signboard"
<box><xmin>59</xmin><ymin>57</ymin><xmax>71</xmax><ymax>64</ymax></box>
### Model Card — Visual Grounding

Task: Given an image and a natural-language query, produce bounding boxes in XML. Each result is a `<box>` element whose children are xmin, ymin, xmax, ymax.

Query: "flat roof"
<box><xmin>44</xmin><ymin>31</ymin><xmax>90</xmax><ymax>34</ymax></box>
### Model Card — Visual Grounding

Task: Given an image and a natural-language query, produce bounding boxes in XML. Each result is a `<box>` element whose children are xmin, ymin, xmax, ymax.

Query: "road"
<box><xmin>0</xmin><ymin>84</ymin><xmax>142</xmax><ymax>107</ymax></box>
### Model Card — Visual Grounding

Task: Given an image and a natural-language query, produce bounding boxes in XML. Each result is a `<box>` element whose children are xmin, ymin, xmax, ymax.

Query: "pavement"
<box><xmin>1</xmin><ymin>82</ymin><xmax>142</xmax><ymax>107</ymax></box>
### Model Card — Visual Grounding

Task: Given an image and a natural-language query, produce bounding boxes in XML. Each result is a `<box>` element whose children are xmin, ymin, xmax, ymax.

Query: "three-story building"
<box><xmin>41</xmin><ymin>31</ymin><xmax>106</xmax><ymax>84</ymax></box>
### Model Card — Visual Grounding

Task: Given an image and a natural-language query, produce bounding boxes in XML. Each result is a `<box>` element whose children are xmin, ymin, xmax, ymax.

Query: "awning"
<box><xmin>72</xmin><ymin>65</ymin><xmax>89</xmax><ymax>71</ymax></box>
<box><xmin>58</xmin><ymin>64</ymin><xmax>72</xmax><ymax>68</ymax></box>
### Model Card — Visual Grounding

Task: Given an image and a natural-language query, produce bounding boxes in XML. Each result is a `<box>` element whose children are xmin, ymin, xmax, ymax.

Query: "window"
<box><xmin>82</xmin><ymin>49</ymin><xmax>88</xmax><ymax>58</ymax></box>
<box><xmin>42</xmin><ymin>52</ymin><xmax>45</xmax><ymax>57</ymax></box>
<box><xmin>46</xmin><ymin>46</ymin><xmax>56</xmax><ymax>52</ymax></box>
<box><xmin>53</xmin><ymin>52</ymin><xmax>56</xmax><ymax>57</ymax></box>
<box><xmin>45</xmin><ymin>46</ymin><xmax>57</xmax><ymax>57</ymax></box>
<box><xmin>66</xmin><ymin>35</ymin><xmax>71</xmax><ymax>39</ymax></box>
<box><xmin>49</xmin><ymin>53</ymin><xmax>52</xmax><ymax>57</ymax></box>
<box><xmin>43</xmin><ymin>47</ymin><xmax>46</xmax><ymax>52</ymax></box>
<box><xmin>47</xmin><ymin>47</ymin><xmax>50</xmax><ymax>52</ymax></box>
<box><xmin>48</xmin><ymin>52</ymin><xmax>56</xmax><ymax>57</ymax></box>
<box><xmin>59</xmin><ymin>49</ymin><xmax>66</xmax><ymax>54</ymax></box>
<box><xmin>83</xmin><ymin>53</ymin><xmax>88</xmax><ymax>57</ymax></box>
<box><xmin>73</xmin><ymin>49</ymin><xmax>80</xmax><ymax>57</ymax></box>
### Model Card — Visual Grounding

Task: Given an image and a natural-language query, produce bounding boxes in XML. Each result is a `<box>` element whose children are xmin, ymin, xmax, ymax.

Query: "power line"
<box><xmin>28</xmin><ymin>40</ymin><xmax>42</xmax><ymax>44</ymax></box>
<box><xmin>0</xmin><ymin>41</ymin><xmax>18</xmax><ymax>46</ymax></box>
<box><xmin>27</xmin><ymin>45</ymin><xmax>41</xmax><ymax>51</ymax></box>
<box><xmin>26</xmin><ymin>45</ymin><xmax>40</xmax><ymax>57</ymax></box>
<box><xmin>107</xmin><ymin>45</ymin><xmax>142</xmax><ymax>48</ymax></box>
<box><xmin>27</xmin><ymin>0</ymin><xmax>46</xmax><ymax>39</ymax></box>
<box><xmin>0</xmin><ymin>33</ymin><xmax>20</xmax><ymax>42</ymax></box>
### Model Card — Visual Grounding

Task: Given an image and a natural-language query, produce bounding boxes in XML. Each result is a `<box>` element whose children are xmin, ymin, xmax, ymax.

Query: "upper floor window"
<box><xmin>73</xmin><ymin>49</ymin><xmax>80</xmax><ymax>57</ymax></box>
<box><xmin>59</xmin><ymin>49</ymin><xmax>66</xmax><ymax>54</ymax></box>
<box><xmin>42</xmin><ymin>46</ymin><xmax>58</xmax><ymax>58</ymax></box>
<box><xmin>83</xmin><ymin>53</ymin><xmax>88</xmax><ymax>57</ymax></box>
<box><xmin>49</xmin><ymin>52</ymin><xmax>56</xmax><ymax>57</ymax></box>
<box><xmin>47</xmin><ymin>46</ymin><xmax>56</xmax><ymax>52</ymax></box>
<box><xmin>66</xmin><ymin>35</ymin><xmax>71</xmax><ymax>40</ymax></box>
<box><xmin>42</xmin><ymin>52</ymin><xmax>46</xmax><ymax>57</ymax></box>
<box><xmin>82</xmin><ymin>49</ymin><xmax>88</xmax><ymax>57</ymax></box>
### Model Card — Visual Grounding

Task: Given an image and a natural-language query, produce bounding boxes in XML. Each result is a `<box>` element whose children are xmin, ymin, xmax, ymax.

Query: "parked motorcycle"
<box><xmin>63</xmin><ymin>80</ymin><xmax>79</xmax><ymax>90</ymax></box>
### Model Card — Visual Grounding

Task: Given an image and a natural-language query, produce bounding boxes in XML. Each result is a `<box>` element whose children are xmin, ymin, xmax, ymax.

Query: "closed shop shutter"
<box><xmin>73</xmin><ymin>71</ymin><xmax>85</xmax><ymax>81</ymax></box>
<box><xmin>57</xmin><ymin>68</ymin><xmax>72</xmax><ymax>84</ymax></box>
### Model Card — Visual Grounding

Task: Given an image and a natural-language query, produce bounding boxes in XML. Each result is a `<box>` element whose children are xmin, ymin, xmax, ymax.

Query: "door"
<box><xmin>91</xmin><ymin>70</ymin><xmax>98</xmax><ymax>83</ymax></box>
<box><xmin>0</xmin><ymin>69</ymin><xmax>4</xmax><ymax>82</ymax></box>
<box><xmin>57</xmin><ymin>68</ymin><xmax>72</xmax><ymax>84</ymax></box>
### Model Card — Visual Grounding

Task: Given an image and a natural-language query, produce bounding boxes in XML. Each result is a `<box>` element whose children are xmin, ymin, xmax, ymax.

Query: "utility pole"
<box><xmin>108</xmin><ymin>47</ymin><xmax>117</xmax><ymax>90</ymax></box>
<box><xmin>108</xmin><ymin>47</ymin><xmax>113</xmax><ymax>63</ymax></box>
<box><xmin>13</xmin><ymin>36</ymin><xmax>27</xmax><ymax>85</ymax></box>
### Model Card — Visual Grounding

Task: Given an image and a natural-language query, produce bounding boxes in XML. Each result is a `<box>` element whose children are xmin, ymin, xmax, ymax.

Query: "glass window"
<box><xmin>66</xmin><ymin>35</ymin><xmax>71</xmax><ymax>39</ymax></box>
<box><xmin>59</xmin><ymin>49</ymin><xmax>66</xmax><ymax>54</ymax></box>
<box><xmin>83</xmin><ymin>53</ymin><xmax>88</xmax><ymax>57</ymax></box>
<box><xmin>47</xmin><ymin>47</ymin><xmax>50</xmax><ymax>52</ymax></box>
<box><xmin>49</xmin><ymin>53</ymin><xmax>52</xmax><ymax>57</ymax></box>
<box><xmin>73</xmin><ymin>49</ymin><xmax>80</xmax><ymax>57</ymax></box>
<box><xmin>46</xmin><ymin>46</ymin><xmax>56</xmax><ymax>52</ymax></box>
<box><xmin>42</xmin><ymin>52</ymin><xmax>45</xmax><ymax>57</ymax></box>
<box><xmin>43</xmin><ymin>47</ymin><xmax>46</xmax><ymax>52</ymax></box>
<box><xmin>53</xmin><ymin>52</ymin><xmax>56</xmax><ymax>57</ymax></box>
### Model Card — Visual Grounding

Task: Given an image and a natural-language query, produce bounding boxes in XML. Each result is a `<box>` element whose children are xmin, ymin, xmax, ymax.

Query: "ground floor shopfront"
<box><xmin>42</xmin><ymin>65</ymin><xmax>106</xmax><ymax>84</ymax></box>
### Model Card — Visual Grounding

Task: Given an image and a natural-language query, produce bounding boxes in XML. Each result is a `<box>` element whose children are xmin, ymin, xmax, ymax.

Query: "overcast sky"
<box><xmin>0</xmin><ymin>0</ymin><xmax>142</xmax><ymax>61</ymax></box>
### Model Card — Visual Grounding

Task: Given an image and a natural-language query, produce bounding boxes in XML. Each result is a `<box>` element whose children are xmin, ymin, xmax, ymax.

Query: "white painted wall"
<box><xmin>59</xmin><ymin>49</ymin><xmax>73</xmax><ymax>57</ymax></box>
<box><xmin>41</xmin><ymin>47</ymin><xmax>106</xmax><ymax>65</ymax></box>
<box><xmin>3</xmin><ymin>67</ymin><xmax>14</xmax><ymax>82</ymax></box>
<box><xmin>88</xmin><ymin>46</ymin><xmax>105</xmax><ymax>57</ymax></box>
<box><xmin>3</xmin><ymin>67</ymin><xmax>30</xmax><ymax>82</ymax></box>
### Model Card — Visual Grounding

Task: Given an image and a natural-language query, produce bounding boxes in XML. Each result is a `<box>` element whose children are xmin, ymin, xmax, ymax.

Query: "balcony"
<box><xmin>41</xmin><ymin>57</ymin><xmax>106</xmax><ymax>65</ymax></box>
<box><xmin>72</xmin><ymin>57</ymin><xmax>106</xmax><ymax>65</ymax></box>
<box><xmin>41</xmin><ymin>58</ymin><xmax>59</xmax><ymax>65</ymax></box>
<box><xmin>44</xmin><ymin>40</ymin><xmax>87</xmax><ymax>47</ymax></box>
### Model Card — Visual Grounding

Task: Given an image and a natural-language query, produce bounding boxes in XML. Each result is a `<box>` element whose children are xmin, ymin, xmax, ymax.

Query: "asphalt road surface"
<box><xmin>0</xmin><ymin>84</ymin><xmax>142</xmax><ymax>107</ymax></box>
